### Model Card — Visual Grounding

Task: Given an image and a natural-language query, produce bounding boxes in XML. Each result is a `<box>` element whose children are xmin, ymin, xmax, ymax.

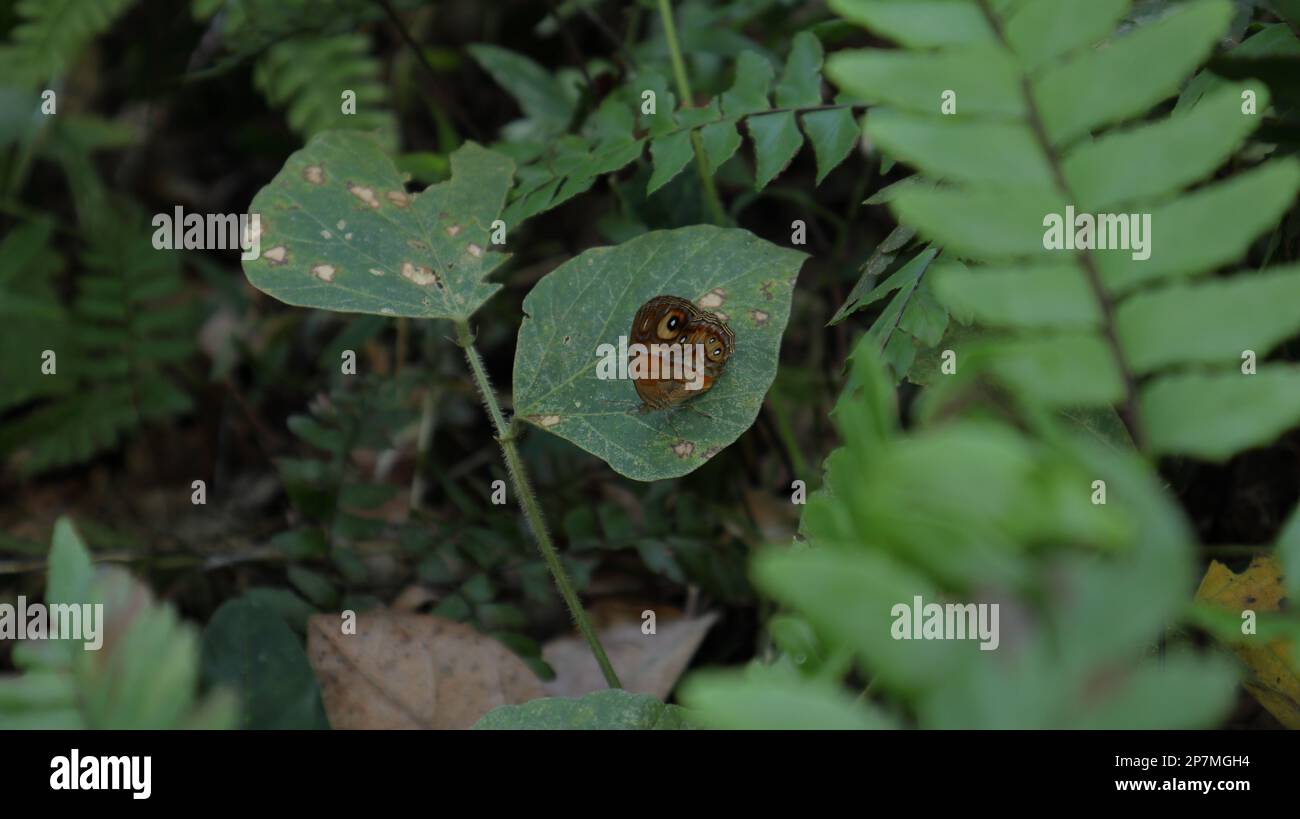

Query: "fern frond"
<box><xmin>0</xmin><ymin>206</ymin><xmax>197</xmax><ymax>476</ymax></box>
<box><xmin>0</xmin><ymin>518</ymin><xmax>237</xmax><ymax>729</ymax></box>
<box><xmin>829</xmin><ymin>0</ymin><xmax>1300</xmax><ymax>461</ymax></box>
<box><xmin>491</xmin><ymin>32</ymin><xmax>862</xmax><ymax>226</ymax></box>
<box><xmin>0</xmin><ymin>0</ymin><xmax>138</xmax><ymax>88</ymax></box>
<box><xmin>253</xmin><ymin>33</ymin><xmax>398</xmax><ymax>150</ymax></box>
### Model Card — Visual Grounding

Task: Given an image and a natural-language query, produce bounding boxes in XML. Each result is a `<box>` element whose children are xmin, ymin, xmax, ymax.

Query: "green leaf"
<box><xmin>826</xmin><ymin>227</ymin><xmax>919</xmax><ymax>326</ymax></box>
<box><xmin>287</xmin><ymin>565</ymin><xmax>338</xmax><ymax>609</ymax></box>
<box><xmin>775</xmin><ymin>32</ymin><xmax>826</xmax><ymax>108</ymax></box>
<box><xmin>467</xmin><ymin>44</ymin><xmax>575</xmax><ymax>132</ymax></box>
<box><xmin>200</xmin><ymin>598</ymin><xmax>330</xmax><ymax>729</ymax></box>
<box><xmin>679</xmin><ymin>668</ymin><xmax>897</xmax><ymax>729</ymax></box>
<box><xmin>1035</xmin><ymin>0</ymin><xmax>1233</xmax><ymax>145</ymax></box>
<box><xmin>243</xmin><ymin>131</ymin><xmax>514</xmax><ymax>321</ymax></box>
<box><xmin>976</xmin><ymin>334</ymin><xmax>1124</xmax><ymax>407</ymax></box>
<box><xmin>1142</xmin><ymin>368</ymin><xmax>1300</xmax><ymax>460</ymax></box>
<box><xmin>1097</xmin><ymin>160</ymin><xmax>1300</xmax><ymax>294</ymax></box>
<box><xmin>47</xmin><ymin>516</ymin><xmax>94</xmax><ymax>606</ymax></box>
<box><xmin>1063</xmin><ymin>83</ymin><xmax>1268</xmax><ymax>212</ymax></box>
<box><xmin>752</xmin><ymin>547</ymin><xmax>970</xmax><ymax>690</ymax></box>
<box><xmin>472</xmin><ymin>689</ymin><xmax>692</xmax><ymax>729</ymax></box>
<box><xmin>721</xmin><ymin>51</ymin><xmax>774</xmax><ymax>116</ymax></box>
<box><xmin>890</xmin><ymin>185</ymin><xmax>1062</xmax><ymax>260</ymax></box>
<box><xmin>932</xmin><ymin>263</ymin><xmax>1099</xmax><ymax>329</ymax></box>
<box><xmin>1004</xmin><ymin>0</ymin><xmax>1129</xmax><ymax>72</ymax></box>
<box><xmin>512</xmin><ymin>226</ymin><xmax>807</xmax><ymax>481</ymax></box>
<box><xmin>747</xmin><ymin>111</ymin><xmax>804</xmax><ymax>190</ymax></box>
<box><xmin>826</xmin><ymin>46</ymin><xmax>1023</xmax><ymax>118</ymax></box>
<box><xmin>829</xmin><ymin>0</ymin><xmax>994</xmax><ymax>49</ymax></box>
<box><xmin>801</xmin><ymin>107</ymin><xmax>859</xmax><ymax>184</ymax></box>
<box><xmin>647</xmin><ymin>130</ymin><xmax>695</xmax><ymax>194</ymax></box>
<box><xmin>1116</xmin><ymin>266</ymin><xmax>1300</xmax><ymax>374</ymax></box>
<box><xmin>1070</xmin><ymin>653</ymin><xmax>1237</xmax><ymax>729</ymax></box>
<box><xmin>699</xmin><ymin>120</ymin><xmax>743</xmax><ymax>175</ymax></box>
<box><xmin>866</xmin><ymin>110</ymin><xmax>1054</xmax><ymax>189</ymax></box>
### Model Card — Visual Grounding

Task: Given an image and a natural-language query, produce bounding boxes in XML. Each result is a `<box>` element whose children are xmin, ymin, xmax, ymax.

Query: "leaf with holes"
<box><xmin>242</xmin><ymin>131</ymin><xmax>514</xmax><ymax>321</ymax></box>
<box><xmin>512</xmin><ymin>226</ymin><xmax>806</xmax><ymax>481</ymax></box>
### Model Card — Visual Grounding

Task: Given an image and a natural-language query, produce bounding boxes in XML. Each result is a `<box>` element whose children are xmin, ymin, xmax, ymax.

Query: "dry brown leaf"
<box><xmin>306</xmin><ymin>612</ymin><xmax>543</xmax><ymax>729</ymax></box>
<box><xmin>542</xmin><ymin>610</ymin><xmax>718</xmax><ymax>700</ymax></box>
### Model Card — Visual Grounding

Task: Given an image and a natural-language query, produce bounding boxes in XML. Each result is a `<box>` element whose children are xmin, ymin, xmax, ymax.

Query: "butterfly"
<box><xmin>628</xmin><ymin>295</ymin><xmax>735</xmax><ymax>413</ymax></box>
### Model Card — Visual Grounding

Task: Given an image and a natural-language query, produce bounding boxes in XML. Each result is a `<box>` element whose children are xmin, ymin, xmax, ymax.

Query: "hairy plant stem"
<box><xmin>452</xmin><ymin>319</ymin><xmax>622</xmax><ymax>688</ymax></box>
<box><xmin>656</xmin><ymin>0</ymin><xmax>727</xmax><ymax>226</ymax></box>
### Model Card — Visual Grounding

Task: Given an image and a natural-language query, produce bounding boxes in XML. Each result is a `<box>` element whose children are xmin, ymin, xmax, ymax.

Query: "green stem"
<box><xmin>656</xmin><ymin>0</ymin><xmax>726</xmax><ymax>225</ymax></box>
<box><xmin>452</xmin><ymin>319</ymin><xmax>622</xmax><ymax>688</ymax></box>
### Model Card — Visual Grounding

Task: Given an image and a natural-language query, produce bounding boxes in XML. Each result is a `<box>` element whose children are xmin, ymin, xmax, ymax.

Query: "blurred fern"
<box><xmin>190</xmin><ymin>0</ymin><xmax>399</xmax><ymax>149</ymax></box>
<box><xmin>254</xmin><ymin>33</ymin><xmax>397</xmax><ymax>149</ymax></box>
<box><xmin>0</xmin><ymin>206</ymin><xmax>197</xmax><ymax>475</ymax></box>
<box><xmin>0</xmin><ymin>518</ymin><xmax>236</xmax><ymax>729</ymax></box>
<box><xmin>0</xmin><ymin>0</ymin><xmax>138</xmax><ymax>88</ymax></box>
<box><xmin>829</xmin><ymin>0</ymin><xmax>1300</xmax><ymax>462</ymax></box>
<box><xmin>681</xmin><ymin>0</ymin><xmax>1300</xmax><ymax>730</ymax></box>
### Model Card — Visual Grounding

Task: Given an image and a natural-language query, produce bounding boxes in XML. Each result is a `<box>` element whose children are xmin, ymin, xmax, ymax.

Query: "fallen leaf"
<box><xmin>542</xmin><ymin>610</ymin><xmax>718</xmax><ymax>700</ymax></box>
<box><xmin>1194</xmin><ymin>555</ymin><xmax>1300</xmax><ymax>728</ymax></box>
<box><xmin>306</xmin><ymin>612</ymin><xmax>543</xmax><ymax>729</ymax></box>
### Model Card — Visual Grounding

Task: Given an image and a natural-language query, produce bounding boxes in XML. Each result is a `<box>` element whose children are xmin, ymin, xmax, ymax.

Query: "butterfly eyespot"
<box><xmin>632</xmin><ymin>295</ymin><xmax>736</xmax><ymax>411</ymax></box>
<box><xmin>656</xmin><ymin>311</ymin><xmax>685</xmax><ymax>340</ymax></box>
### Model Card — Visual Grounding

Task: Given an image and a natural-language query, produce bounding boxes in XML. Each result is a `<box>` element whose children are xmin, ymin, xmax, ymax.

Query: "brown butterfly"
<box><xmin>629</xmin><ymin>295</ymin><xmax>735</xmax><ymax>412</ymax></box>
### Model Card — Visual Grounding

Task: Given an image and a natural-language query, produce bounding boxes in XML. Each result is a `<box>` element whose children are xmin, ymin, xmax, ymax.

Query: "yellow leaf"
<box><xmin>1194</xmin><ymin>555</ymin><xmax>1300</xmax><ymax>728</ymax></box>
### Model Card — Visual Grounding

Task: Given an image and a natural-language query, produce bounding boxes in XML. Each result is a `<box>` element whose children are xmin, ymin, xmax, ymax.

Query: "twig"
<box><xmin>371</xmin><ymin>0</ymin><xmax>484</xmax><ymax>141</ymax></box>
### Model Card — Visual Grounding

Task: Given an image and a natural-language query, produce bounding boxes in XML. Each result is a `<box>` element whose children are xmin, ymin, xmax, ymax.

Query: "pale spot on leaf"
<box><xmin>401</xmin><ymin>261</ymin><xmax>439</xmax><ymax>287</ymax></box>
<box><xmin>750</xmin><ymin>309</ymin><xmax>769</xmax><ymax>326</ymax></box>
<box><xmin>304</xmin><ymin>165</ymin><xmax>325</xmax><ymax>185</ymax></box>
<box><xmin>699</xmin><ymin>288</ymin><xmax>726</xmax><ymax>309</ymax></box>
<box><xmin>467</xmin><ymin>243</ymin><xmax>483</xmax><ymax>258</ymax></box>
<box><xmin>386</xmin><ymin>190</ymin><xmax>411</xmax><ymax>208</ymax></box>
<box><xmin>349</xmin><ymin>183</ymin><xmax>380</xmax><ymax>209</ymax></box>
<box><xmin>381</xmin><ymin>307</ymin><xmax>396</xmax><ymax>315</ymax></box>
<box><xmin>369</xmin><ymin>268</ymin><xmax>385</xmax><ymax>276</ymax></box>
<box><xmin>446</xmin><ymin>225</ymin><xmax>461</xmax><ymax>237</ymax></box>
<box><xmin>321</xmin><ymin>230</ymin><xmax>332</xmax><ymax>239</ymax></box>
<box><xmin>537</xmin><ymin>415</ymin><xmax>562</xmax><ymax>428</ymax></box>
<box><xmin>672</xmin><ymin>441</ymin><xmax>695</xmax><ymax>458</ymax></box>
<box><xmin>336</xmin><ymin>220</ymin><xmax>347</xmax><ymax>230</ymax></box>
<box><xmin>264</xmin><ymin>246</ymin><xmax>288</xmax><ymax>265</ymax></box>
<box><xmin>312</xmin><ymin>264</ymin><xmax>337</xmax><ymax>282</ymax></box>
